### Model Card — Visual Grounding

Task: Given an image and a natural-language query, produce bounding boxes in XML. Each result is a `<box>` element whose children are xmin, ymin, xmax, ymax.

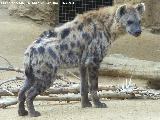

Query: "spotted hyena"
<box><xmin>18</xmin><ymin>3</ymin><xmax>145</xmax><ymax>117</ymax></box>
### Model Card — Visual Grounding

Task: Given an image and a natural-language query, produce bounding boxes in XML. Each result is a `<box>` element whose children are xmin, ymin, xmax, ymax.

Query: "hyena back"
<box><xmin>18</xmin><ymin>3</ymin><xmax>145</xmax><ymax>117</ymax></box>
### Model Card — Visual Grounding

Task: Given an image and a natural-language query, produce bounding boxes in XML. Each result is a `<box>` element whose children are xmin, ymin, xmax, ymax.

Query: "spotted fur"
<box><xmin>18</xmin><ymin>3</ymin><xmax>145</xmax><ymax>117</ymax></box>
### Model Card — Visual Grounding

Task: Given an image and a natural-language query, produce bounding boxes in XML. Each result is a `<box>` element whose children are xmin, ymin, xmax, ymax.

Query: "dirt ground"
<box><xmin>0</xmin><ymin>9</ymin><xmax>160</xmax><ymax>120</ymax></box>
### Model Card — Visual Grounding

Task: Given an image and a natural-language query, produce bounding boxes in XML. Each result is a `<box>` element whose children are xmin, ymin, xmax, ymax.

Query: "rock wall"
<box><xmin>1</xmin><ymin>0</ymin><xmax>160</xmax><ymax>27</ymax></box>
<box><xmin>0</xmin><ymin>0</ymin><xmax>10</xmax><ymax>9</ymax></box>
<box><xmin>151</xmin><ymin>0</ymin><xmax>160</xmax><ymax>27</ymax></box>
<box><xmin>114</xmin><ymin>0</ymin><xmax>160</xmax><ymax>27</ymax></box>
<box><xmin>8</xmin><ymin>0</ymin><xmax>59</xmax><ymax>26</ymax></box>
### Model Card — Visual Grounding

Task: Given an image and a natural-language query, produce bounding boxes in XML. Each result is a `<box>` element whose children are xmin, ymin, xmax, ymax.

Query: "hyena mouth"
<box><xmin>128</xmin><ymin>31</ymin><xmax>141</xmax><ymax>37</ymax></box>
<box><xmin>133</xmin><ymin>34</ymin><xmax>141</xmax><ymax>37</ymax></box>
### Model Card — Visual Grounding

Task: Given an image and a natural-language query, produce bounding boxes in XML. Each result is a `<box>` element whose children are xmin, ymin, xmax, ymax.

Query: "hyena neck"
<box><xmin>98</xmin><ymin>8</ymin><xmax>126</xmax><ymax>43</ymax></box>
<box><xmin>77</xmin><ymin>7</ymin><xmax>126</xmax><ymax>42</ymax></box>
<box><xmin>110</xmin><ymin>20</ymin><xmax>126</xmax><ymax>41</ymax></box>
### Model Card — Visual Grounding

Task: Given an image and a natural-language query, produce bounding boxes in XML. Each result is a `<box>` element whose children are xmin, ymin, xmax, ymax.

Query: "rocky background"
<box><xmin>0</xmin><ymin>0</ymin><xmax>159</xmax><ymax>27</ymax></box>
<box><xmin>1</xmin><ymin>0</ymin><xmax>59</xmax><ymax>26</ymax></box>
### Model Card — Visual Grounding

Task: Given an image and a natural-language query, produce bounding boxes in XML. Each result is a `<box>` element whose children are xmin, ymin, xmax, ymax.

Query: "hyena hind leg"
<box><xmin>26</xmin><ymin>84</ymin><xmax>41</xmax><ymax>117</ymax></box>
<box><xmin>18</xmin><ymin>79</ymin><xmax>32</xmax><ymax>116</ymax></box>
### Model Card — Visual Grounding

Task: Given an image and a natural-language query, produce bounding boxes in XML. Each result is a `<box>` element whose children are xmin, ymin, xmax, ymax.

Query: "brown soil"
<box><xmin>0</xmin><ymin>9</ymin><xmax>160</xmax><ymax>120</ymax></box>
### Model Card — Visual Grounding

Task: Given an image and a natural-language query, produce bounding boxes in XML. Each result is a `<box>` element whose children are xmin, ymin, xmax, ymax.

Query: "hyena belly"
<box><xmin>56</xmin><ymin>33</ymin><xmax>82</xmax><ymax>68</ymax></box>
<box><xmin>59</xmin><ymin>51</ymin><xmax>80</xmax><ymax>67</ymax></box>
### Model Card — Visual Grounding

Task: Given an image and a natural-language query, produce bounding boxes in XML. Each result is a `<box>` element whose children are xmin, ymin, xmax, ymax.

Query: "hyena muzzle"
<box><xmin>18</xmin><ymin>3</ymin><xmax>145</xmax><ymax>117</ymax></box>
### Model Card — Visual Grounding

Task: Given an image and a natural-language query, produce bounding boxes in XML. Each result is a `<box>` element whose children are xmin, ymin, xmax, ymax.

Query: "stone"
<box><xmin>8</xmin><ymin>0</ymin><xmax>59</xmax><ymax>26</ymax></box>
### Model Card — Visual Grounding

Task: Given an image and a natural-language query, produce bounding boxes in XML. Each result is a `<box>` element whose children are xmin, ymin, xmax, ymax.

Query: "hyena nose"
<box><xmin>135</xmin><ymin>30</ymin><xmax>142</xmax><ymax>36</ymax></box>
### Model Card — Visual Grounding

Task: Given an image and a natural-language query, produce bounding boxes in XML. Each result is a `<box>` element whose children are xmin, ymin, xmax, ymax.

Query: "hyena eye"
<box><xmin>127</xmin><ymin>20</ymin><xmax>133</xmax><ymax>25</ymax></box>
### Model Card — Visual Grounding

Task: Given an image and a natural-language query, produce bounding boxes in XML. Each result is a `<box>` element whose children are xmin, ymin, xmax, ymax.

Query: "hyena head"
<box><xmin>115</xmin><ymin>3</ymin><xmax>145</xmax><ymax>37</ymax></box>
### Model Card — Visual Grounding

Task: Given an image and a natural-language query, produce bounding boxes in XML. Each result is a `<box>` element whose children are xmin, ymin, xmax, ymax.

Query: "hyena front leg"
<box><xmin>80</xmin><ymin>65</ymin><xmax>92</xmax><ymax>108</ymax></box>
<box><xmin>88</xmin><ymin>65</ymin><xmax>107</xmax><ymax>108</ymax></box>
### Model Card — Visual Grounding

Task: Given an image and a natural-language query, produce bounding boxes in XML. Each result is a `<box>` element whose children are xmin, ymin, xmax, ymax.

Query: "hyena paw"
<box><xmin>94</xmin><ymin>102</ymin><xmax>107</xmax><ymax>108</ymax></box>
<box><xmin>81</xmin><ymin>101</ymin><xmax>92</xmax><ymax>108</ymax></box>
<box><xmin>18</xmin><ymin>109</ymin><xmax>28</xmax><ymax>116</ymax></box>
<box><xmin>29</xmin><ymin>111</ymin><xmax>41</xmax><ymax>117</ymax></box>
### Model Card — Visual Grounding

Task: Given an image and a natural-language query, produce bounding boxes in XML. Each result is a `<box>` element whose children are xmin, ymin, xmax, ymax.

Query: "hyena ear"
<box><xmin>115</xmin><ymin>4</ymin><xmax>127</xmax><ymax>22</ymax></box>
<box><xmin>135</xmin><ymin>3</ymin><xmax>145</xmax><ymax>15</ymax></box>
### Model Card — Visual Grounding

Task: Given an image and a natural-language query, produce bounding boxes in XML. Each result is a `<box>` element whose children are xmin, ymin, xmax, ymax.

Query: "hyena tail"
<box><xmin>24</xmin><ymin>46</ymin><xmax>35</xmax><ymax>80</ymax></box>
<box><xmin>24</xmin><ymin>64</ymin><xmax>34</xmax><ymax>80</ymax></box>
